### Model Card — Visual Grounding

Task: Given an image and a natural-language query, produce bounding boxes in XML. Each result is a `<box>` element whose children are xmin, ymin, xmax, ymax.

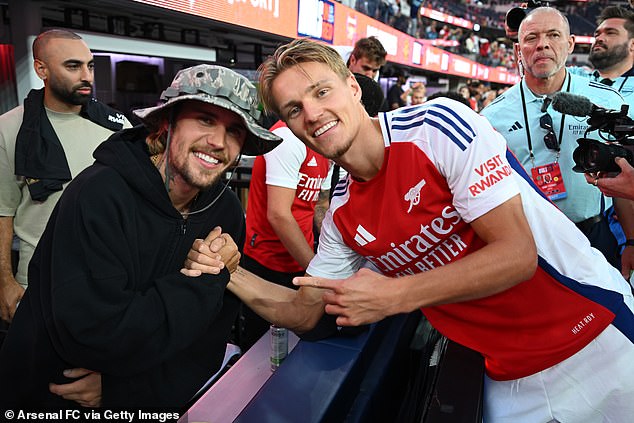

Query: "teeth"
<box><xmin>194</xmin><ymin>152</ymin><xmax>219</xmax><ymax>165</ymax></box>
<box><xmin>314</xmin><ymin>121</ymin><xmax>337</xmax><ymax>137</ymax></box>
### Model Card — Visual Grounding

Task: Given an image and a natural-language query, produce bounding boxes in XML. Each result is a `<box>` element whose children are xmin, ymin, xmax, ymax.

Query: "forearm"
<box><xmin>613</xmin><ymin>197</ymin><xmax>634</xmax><ymax>240</ymax></box>
<box><xmin>394</xmin><ymin>241</ymin><xmax>535</xmax><ymax>315</ymax></box>
<box><xmin>269</xmin><ymin>215</ymin><xmax>315</xmax><ymax>269</ymax></box>
<box><xmin>391</xmin><ymin>198</ymin><xmax>537</xmax><ymax>314</ymax></box>
<box><xmin>313</xmin><ymin>191</ymin><xmax>330</xmax><ymax>234</ymax></box>
<box><xmin>613</xmin><ymin>197</ymin><xmax>634</xmax><ymax>277</ymax></box>
<box><xmin>230</xmin><ymin>266</ymin><xmax>324</xmax><ymax>333</ymax></box>
<box><xmin>0</xmin><ymin>216</ymin><xmax>16</xmax><ymax>282</ymax></box>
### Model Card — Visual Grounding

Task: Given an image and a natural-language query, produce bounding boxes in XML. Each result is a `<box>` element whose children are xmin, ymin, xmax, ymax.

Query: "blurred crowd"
<box><xmin>336</xmin><ymin>0</ymin><xmax>616</xmax><ymax>69</ymax></box>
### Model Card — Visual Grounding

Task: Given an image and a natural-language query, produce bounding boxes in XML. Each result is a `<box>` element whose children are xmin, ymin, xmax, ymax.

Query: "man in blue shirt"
<box><xmin>569</xmin><ymin>6</ymin><xmax>634</xmax><ymax>116</ymax></box>
<box><xmin>481</xmin><ymin>6</ymin><xmax>634</xmax><ymax>277</ymax></box>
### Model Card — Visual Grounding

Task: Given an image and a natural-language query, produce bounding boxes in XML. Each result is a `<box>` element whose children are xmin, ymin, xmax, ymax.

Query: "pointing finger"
<box><xmin>293</xmin><ymin>276</ymin><xmax>342</xmax><ymax>291</ymax></box>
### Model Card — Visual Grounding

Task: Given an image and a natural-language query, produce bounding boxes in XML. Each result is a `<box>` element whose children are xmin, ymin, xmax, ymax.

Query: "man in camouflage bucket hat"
<box><xmin>0</xmin><ymin>64</ymin><xmax>279</xmax><ymax>408</ymax></box>
<box><xmin>135</xmin><ymin>64</ymin><xmax>281</xmax><ymax>156</ymax></box>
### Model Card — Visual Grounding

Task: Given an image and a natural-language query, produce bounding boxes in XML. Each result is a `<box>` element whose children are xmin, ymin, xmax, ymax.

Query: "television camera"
<box><xmin>551</xmin><ymin>92</ymin><xmax>634</xmax><ymax>174</ymax></box>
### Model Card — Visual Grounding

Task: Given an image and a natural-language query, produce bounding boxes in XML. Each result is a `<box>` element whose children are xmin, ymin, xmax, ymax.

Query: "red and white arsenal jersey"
<box><xmin>307</xmin><ymin>98</ymin><xmax>634</xmax><ymax>381</ymax></box>
<box><xmin>244</xmin><ymin>121</ymin><xmax>332</xmax><ymax>273</ymax></box>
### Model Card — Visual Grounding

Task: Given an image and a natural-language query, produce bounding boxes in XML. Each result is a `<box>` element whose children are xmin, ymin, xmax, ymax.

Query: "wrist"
<box><xmin>625</xmin><ymin>239</ymin><xmax>634</xmax><ymax>247</ymax></box>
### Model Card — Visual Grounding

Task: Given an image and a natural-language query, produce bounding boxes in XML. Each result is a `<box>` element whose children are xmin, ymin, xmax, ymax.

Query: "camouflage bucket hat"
<box><xmin>134</xmin><ymin>64</ymin><xmax>281</xmax><ymax>156</ymax></box>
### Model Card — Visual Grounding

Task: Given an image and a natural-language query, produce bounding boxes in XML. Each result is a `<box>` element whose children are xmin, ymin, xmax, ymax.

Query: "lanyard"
<box><xmin>519</xmin><ymin>75</ymin><xmax>571</xmax><ymax>167</ymax></box>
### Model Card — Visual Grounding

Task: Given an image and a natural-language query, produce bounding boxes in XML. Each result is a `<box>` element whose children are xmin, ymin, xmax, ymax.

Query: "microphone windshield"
<box><xmin>551</xmin><ymin>92</ymin><xmax>594</xmax><ymax>117</ymax></box>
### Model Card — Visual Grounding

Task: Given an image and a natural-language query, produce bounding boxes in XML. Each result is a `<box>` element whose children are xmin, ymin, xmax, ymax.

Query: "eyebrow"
<box><xmin>62</xmin><ymin>59</ymin><xmax>94</xmax><ymax>66</ymax></box>
<box><xmin>278</xmin><ymin>78</ymin><xmax>330</xmax><ymax>112</ymax></box>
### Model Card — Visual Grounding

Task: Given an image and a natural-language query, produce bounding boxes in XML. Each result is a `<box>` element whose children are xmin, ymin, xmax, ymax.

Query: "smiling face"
<box><xmin>270</xmin><ymin>61</ymin><xmax>364</xmax><ymax>161</ymax></box>
<box><xmin>518</xmin><ymin>8</ymin><xmax>574</xmax><ymax>80</ymax></box>
<box><xmin>166</xmin><ymin>101</ymin><xmax>246</xmax><ymax>190</ymax></box>
<box><xmin>590</xmin><ymin>18</ymin><xmax>633</xmax><ymax>71</ymax></box>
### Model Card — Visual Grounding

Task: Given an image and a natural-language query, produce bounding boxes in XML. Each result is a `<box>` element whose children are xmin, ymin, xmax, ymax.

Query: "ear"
<box><xmin>33</xmin><ymin>58</ymin><xmax>47</xmax><ymax>81</ymax></box>
<box><xmin>568</xmin><ymin>34</ymin><xmax>576</xmax><ymax>54</ymax></box>
<box><xmin>514</xmin><ymin>43</ymin><xmax>522</xmax><ymax>62</ymax></box>
<box><xmin>348</xmin><ymin>73</ymin><xmax>362</xmax><ymax>102</ymax></box>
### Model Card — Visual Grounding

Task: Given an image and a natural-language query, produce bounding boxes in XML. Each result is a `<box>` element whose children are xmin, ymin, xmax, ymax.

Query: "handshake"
<box><xmin>181</xmin><ymin>226</ymin><xmax>241</xmax><ymax>277</ymax></box>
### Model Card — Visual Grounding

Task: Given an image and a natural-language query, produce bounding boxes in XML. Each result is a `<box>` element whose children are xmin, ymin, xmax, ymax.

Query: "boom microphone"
<box><xmin>550</xmin><ymin>92</ymin><xmax>595</xmax><ymax>117</ymax></box>
<box><xmin>551</xmin><ymin>91</ymin><xmax>634</xmax><ymax>145</ymax></box>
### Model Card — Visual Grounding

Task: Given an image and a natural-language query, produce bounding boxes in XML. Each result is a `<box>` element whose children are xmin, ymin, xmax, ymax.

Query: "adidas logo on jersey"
<box><xmin>354</xmin><ymin>225</ymin><xmax>376</xmax><ymax>246</ymax></box>
<box><xmin>508</xmin><ymin>121</ymin><xmax>523</xmax><ymax>132</ymax></box>
<box><xmin>307</xmin><ymin>156</ymin><xmax>318</xmax><ymax>167</ymax></box>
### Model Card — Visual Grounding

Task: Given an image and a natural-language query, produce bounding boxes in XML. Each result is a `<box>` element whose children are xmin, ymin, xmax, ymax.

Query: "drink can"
<box><xmin>270</xmin><ymin>325</ymin><xmax>288</xmax><ymax>371</ymax></box>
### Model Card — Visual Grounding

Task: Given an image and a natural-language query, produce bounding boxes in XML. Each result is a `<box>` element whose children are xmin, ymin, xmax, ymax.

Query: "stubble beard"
<box><xmin>169</xmin><ymin>149</ymin><xmax>230</xmax><ymax>191</ymax></box>
<box><xmin>589</xmin><ymin>43</ymin><xmax>629</xmax><ymax>71</ymax></box>
<box><xmin>322</xmin><ymin>137</ymin><xmax>354</xmax><ymax>160</ymax></box>
<box><xmin>50</xmin><ymin>79</ymin><xmax>92</xmax><ymax>106</ymax></box>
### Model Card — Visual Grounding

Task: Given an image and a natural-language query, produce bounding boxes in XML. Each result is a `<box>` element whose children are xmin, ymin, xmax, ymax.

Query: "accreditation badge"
<box><xmin>531</xmin><ymin>162</ymin><xmax>567</xmax><ymax>201</ymax></box>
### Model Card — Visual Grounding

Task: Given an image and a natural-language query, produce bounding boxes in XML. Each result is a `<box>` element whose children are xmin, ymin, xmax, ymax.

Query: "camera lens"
<box><xmin>573</xmin><ymin>138</ymin><xmax>634</xmax><ymax>173</ymax></box>
<box><xmin>584</xmin><ymin>145</ymin><xmax>600</xmax><ymax>169</ymax></box>
<box><xmin>505</xmin><ymin>7</ymin><xmax>527</xmax><ymax>34</ymax></box>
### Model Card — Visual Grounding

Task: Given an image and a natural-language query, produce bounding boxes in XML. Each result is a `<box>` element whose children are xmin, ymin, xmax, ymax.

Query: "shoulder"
<box><xmin>385</xmin><ymin>99</ymin><xmax>480</xmax><ymax>150</ymax></box>
<box><xmin>269</xmin><ymin>125</ymin><xmax>304</xmax><ymax>152</ymax></box>
<box><xmin>0</xmin><ymin>105</ymin><xmax>25</xmax><ymax>135</ymax></box>
<box><xmin>567</xmin><ymin>65</ymin><xmax>592</xmax><ymax>78</ymax></box>
<box><xmin>0</xmin><ymin>104</ymin><xmax>24</xmax><ymax>121</ymax></box>
<box><xmin>579</xmin><ymin>81</ymin><xmax>624</xmax><ymax>110</ymax></box>
<box><xmin>0</xmin><ymin>106</ymin><xmax>24</xmax><ymax>151</ymax></box>
<box><xmin>63</xmin><ymin>152</ymin><xmax>136</xmax><ymax>207</ymax></box>
<box><xmin>264</xmin><ymin>125</ymin><xmax>306</xmax><ymax>165</ymax></box>
<box><xmin>573</xmin><ymin>73</ymin><xmax>623</xmax><ymax>99</ymax></box>
<box><xmin>87</xmin><ymin>99</ymin><xmax>131</xmax><ymax>130</ymax></box>
<box><xmin>387</xmin><ymin>99</ymin><xmax>477</xmax><ymax>128</ymax></box>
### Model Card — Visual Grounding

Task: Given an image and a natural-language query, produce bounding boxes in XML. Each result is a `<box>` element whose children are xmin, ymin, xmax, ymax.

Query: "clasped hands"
<box><xmin>181</xmin><ymin>226</ymin><xmax>241</xmax><ymax>276</ymax></box>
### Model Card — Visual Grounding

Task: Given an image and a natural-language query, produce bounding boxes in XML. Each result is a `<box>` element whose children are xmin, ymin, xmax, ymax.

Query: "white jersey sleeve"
<box><xmin>412</xmin><ymin>97</ymin><xmax>521</xmax><ymax>223</ymax></box>
<box><xmin>306</xmin><ymin>206</ymin><xmax>365</xmax><ymax>279</ymax></box>
<box><xmin>265</xmin><ymin>126</ymin><xmax>306</xmax><ymax>189</ymax></box>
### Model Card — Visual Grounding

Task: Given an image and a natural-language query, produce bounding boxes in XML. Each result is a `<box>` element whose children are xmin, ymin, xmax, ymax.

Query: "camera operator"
<box><xmin>570</xmin><ymin>6</ymin><xmax>634</xmax><ymax>116</ymax></box>
<box><xmin>581</xmin><ymin>6</ymin><xmax>634</xmax><ymax>198</ymax></box>
<box><xmin>481</xmin><ymin>6</ymin><xmax>634</xmax><ymax>276</ymax></box>
<box><xmin>569</xmin><ymin>5</ymin><xmax>634</xmax><ymax>280</ymax></box>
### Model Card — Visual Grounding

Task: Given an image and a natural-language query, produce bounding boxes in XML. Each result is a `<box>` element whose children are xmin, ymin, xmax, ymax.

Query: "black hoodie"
<box><xmin>0</xmin><ymin>126</ymin><xmax>245</xmax><ymax>408</ymax></box>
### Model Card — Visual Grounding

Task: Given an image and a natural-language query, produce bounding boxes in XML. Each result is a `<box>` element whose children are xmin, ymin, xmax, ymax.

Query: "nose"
<box><xmin>535</xmin><ymin>34</ymin><xmax>550</xmax><ymax>50</ymax></box>
<box><xmin>81</xmin><ymin>64</ymin><xmax>94</xmax><ymax>82</ymax></box>
<box><xmin>593</xmin><ymin>33</ymin><xmax>605</xmax><ymax>45</ymax></box>
<box><xmin>303</xmin><ymin>99</ymin><xmax>323</xmax><ymax>123</ymax></box>
<box><xmin>206</xmin><ymin>125</ymin><xmax>227</xmax><ymax>149</ymax></box>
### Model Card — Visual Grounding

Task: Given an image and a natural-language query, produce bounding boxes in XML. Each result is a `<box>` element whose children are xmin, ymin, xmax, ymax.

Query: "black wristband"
<box><xmin>625</xmin><ymin>239</ymin><xmax>634</xmax><ymax>247</ymax></box>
